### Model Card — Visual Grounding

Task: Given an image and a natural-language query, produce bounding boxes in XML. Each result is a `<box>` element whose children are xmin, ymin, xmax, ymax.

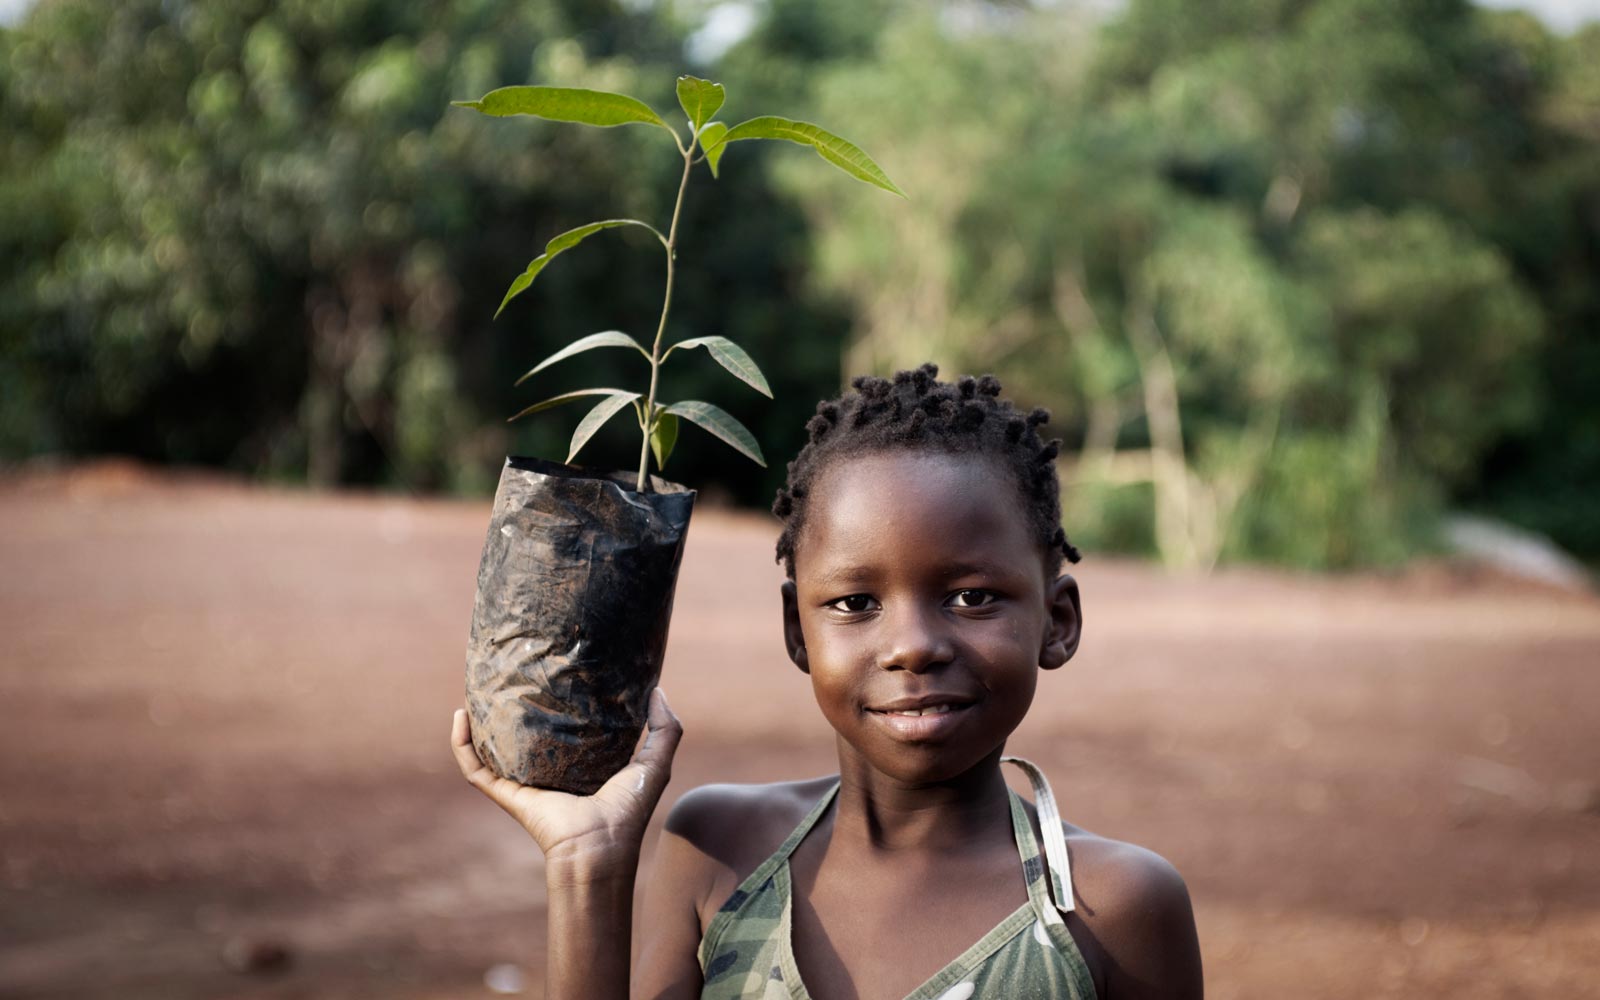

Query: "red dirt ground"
<box><xmin>1</xmin><ymin>461</ymin><xmax>1597</xmax><ymax>999</ymax></box>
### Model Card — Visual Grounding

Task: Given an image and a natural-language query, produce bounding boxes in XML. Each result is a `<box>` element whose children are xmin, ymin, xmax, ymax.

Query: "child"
<box><xmin>451</xmin><ymin>365</ymin><xmax>1203</xmax><ymax>999</ymax></box>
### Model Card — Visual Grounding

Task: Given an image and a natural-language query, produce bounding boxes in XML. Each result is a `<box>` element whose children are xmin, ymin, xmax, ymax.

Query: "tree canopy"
<box><xmin>733</xmin><ymin>0</ymin><xmax>1596</xmax><ymax>568</ymax></box>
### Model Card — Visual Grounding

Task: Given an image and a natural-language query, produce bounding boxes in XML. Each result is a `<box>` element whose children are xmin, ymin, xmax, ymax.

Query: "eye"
<box><xmin>949</xmin><ymin>589</ymin><xmax>995</xmax><ymax>608</ymax></box>
<box><xmin>826</xmin><ymin>594</ymin><xmax>878</xmax><ymax>613</ymax></box>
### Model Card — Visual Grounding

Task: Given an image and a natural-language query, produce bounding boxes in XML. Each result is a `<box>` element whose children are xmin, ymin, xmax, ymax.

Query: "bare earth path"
<box><xmin>1</xmin><ymin>464</ymin><xmax>1597</xmax><ymax>999</ymax></box>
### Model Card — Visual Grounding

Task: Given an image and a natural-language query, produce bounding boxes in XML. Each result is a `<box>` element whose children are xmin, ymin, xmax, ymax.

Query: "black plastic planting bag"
<box><xmin>465</xmin><ymin>456</ymin><xmax>695</xmax><ymax>794</ymax></box>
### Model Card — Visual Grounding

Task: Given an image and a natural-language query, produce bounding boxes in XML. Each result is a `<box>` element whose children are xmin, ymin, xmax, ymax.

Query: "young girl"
<box><xmin>451</xmin><ymin>365</ymin><xmax>1204</xmax><ymax>999</ymax></box>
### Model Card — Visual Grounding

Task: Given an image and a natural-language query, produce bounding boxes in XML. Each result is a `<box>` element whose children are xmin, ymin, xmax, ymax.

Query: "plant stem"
<box><xmin>637</xmin><ymin>140</ymin><xmax>696</xmax><ymax>492</ymax></box>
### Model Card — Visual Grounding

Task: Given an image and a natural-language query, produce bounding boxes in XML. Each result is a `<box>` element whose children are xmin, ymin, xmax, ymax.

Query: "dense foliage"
<box><xmin>2</xmin><ymin>0</ymin><xmax>1596</xmax><ymax>568</ymax></box>
<box><xmin>743</xmin><ymin>0</ymin><xmax>1599</xmax><ymax>567</ymax></box>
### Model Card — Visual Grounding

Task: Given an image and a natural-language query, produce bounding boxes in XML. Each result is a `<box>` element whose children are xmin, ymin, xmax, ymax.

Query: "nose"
<box><xmin>875</xmin><ymin>601</ymin><xmax>955</xmax><ymax>673</ymax></box>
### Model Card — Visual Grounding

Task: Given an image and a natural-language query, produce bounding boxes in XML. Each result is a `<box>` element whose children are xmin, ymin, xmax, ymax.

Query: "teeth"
<box><xmin>889</xmin><ymin>704</ymin><xmax>954</xmax><ymax>716</ymax></box>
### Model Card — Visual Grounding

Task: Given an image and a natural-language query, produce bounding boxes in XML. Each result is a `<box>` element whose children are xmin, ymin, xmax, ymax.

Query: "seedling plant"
<box><xmin>453</xmin><ymin>75</ymin><xmax>903</xmax><ymax>492</ymax></box>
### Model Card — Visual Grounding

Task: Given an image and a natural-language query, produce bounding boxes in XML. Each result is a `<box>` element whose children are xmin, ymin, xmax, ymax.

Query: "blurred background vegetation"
<box><xmin>2</xmin><ymin>0</ymin><xmax>1596</xmax><ymax>570</ymax></box>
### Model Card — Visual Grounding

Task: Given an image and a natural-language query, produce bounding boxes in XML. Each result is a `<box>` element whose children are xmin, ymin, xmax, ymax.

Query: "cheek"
<box><xmin>999</xmin><ymin>605</ymin><xmax>1050</xmax><ymax>662</ymax></box>
<box><xmin>976</xmin><ymin>615</ymin><xmax>1040</xmax><ymax>662</ymax></box>
<box><xmin>809</xmin><ymin>668</ymin><xmax>863</xmax><ymax>733</ymax></box>
<box><xmin>1005</xmin><ymin>619</ymin><xmax>1032</xmax><ymax>655</ymax></box>
<box><xmin>806</xmin><ymin>633</ymin><xmax>856</xmax><ymax>683</ymax></box>
<box><xmin>804</xmin><ymin>632</ymin><xmax>867</xmax><ymax>713</ymax></box>
<box><xmin>974</xmin><ymin>626</ymin><xmax>1045</xmax><ymax>704</ymax></box>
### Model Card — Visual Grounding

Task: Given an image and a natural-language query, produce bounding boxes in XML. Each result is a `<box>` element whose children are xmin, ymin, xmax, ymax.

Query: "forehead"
<box><xmin>794</xmin><ymin>450</ymin><xmax>1037</xmax><ymax>579</ymax></box>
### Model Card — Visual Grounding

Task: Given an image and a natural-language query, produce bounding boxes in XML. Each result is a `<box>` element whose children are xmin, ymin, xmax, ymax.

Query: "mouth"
<box><xmin>865</xmin><ymin>697</ymin><xmax>976</xmax><ymax>740</ymax></box>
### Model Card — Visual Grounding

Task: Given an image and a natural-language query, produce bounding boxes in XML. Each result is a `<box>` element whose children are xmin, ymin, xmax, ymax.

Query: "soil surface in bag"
<box><xmin>465</xmin><ymin>456</ymin><xmax>695</xmax><ymax>794</ymax></box>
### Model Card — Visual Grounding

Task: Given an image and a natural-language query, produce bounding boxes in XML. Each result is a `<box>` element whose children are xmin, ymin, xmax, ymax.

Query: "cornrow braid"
<box><xmin>773</xmin><ymin>362</ymin><xmax>1081</xmax><ymax>577</ymax></box>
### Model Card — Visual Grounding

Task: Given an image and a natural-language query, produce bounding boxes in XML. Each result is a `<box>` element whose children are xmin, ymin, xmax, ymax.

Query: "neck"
<box><xmin>828</xmin><ymin>741</ymin><xmax>1013</xmax><ymax>853</ymax></box>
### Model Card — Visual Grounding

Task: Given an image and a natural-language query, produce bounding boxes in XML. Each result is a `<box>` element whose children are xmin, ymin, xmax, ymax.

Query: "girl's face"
<box><xmin>781</xmin><ymin>450</ymin><xmax>1081</xmax><ymax>786</ymax></box>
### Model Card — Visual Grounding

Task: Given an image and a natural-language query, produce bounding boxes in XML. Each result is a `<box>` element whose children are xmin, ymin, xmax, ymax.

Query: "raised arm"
<box><xmin>450</xmin><ymin>688</ymin><xmax>683</xmax><ymax>1000</ymax></box>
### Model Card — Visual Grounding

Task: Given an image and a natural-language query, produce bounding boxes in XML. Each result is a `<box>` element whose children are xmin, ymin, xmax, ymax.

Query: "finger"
<box><xmin>453</xmin><ymin>706</ymin><xmax>568</xmax><ymax>825</ymax></box>
<box><xmin>451</xmin><ymin>709</ymin><xmax>499</xmax><ymax>791</ymax></box>
<box><xmin>634</xmin><ymin>688</ymin><xmax>683</xmax><ymax>772</ymax></box>
<box><xmin>601</xmin><ymin>689</ymin><xmax>683</xmax><ymax>806</ymax></box>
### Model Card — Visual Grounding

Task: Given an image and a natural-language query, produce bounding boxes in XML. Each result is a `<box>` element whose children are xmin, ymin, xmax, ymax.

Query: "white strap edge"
<box><xmin>1002</xmin><ymin>755</ymin><xmax>1075</xmax><ymax>915</ymax></box>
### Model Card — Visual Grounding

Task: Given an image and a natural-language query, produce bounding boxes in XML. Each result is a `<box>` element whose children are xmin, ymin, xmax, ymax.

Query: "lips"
<box><xmin>865</xmin><ymin>694</ymin><xmax>977</xmax><ymax>740</ymax></box>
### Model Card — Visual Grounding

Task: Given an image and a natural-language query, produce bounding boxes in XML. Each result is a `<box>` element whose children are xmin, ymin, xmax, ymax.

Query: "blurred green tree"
<box><xmin>1453</xmin><ymin>20</ymin><xmax>1600</xmax><ymax>561</ymax></box>
<box><xmin>744</xmin><ymin>0</ymin><xmax>1581</xmax><ymax>569</ymax></box>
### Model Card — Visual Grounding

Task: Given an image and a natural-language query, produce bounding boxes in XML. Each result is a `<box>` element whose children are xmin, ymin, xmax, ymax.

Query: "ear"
<box><xmin>1039</xmin><ymin>573</ymin><xmax>1082</xmax><ymax>671</ymax></box>
<box><xmin>780</xmin><ymin>580</ymin><xmax>810</xmax><ymax>674</ymax></box>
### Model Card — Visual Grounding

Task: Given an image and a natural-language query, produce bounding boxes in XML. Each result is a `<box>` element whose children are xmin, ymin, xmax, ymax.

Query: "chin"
<box><xmin>858</xmin><ymin>740</ymin><xmax>1007</xmax><ymax>787</ymax></box>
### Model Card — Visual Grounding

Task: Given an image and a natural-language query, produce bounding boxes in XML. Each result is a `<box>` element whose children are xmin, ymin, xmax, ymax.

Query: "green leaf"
<box><xmin>507</xmin><ymin>388</ymin><xmax>636</xmax><ymax>423</ymax></box>
<box><xmin>452</xmin><ymin>86</ymin><xmax>671</xmax><ymax>133</ymax></box>
<box><xmin>698</xmin><ymin>122</ymin><xmax>729</xmax><ymax>177</ymax></box>
<box><xmin>709</xmin><ymin>116</ymin><xmax>904</xmax><ymax>197</ymax></box>
<box><xmin>664</xmin><ymin>401</ymin><xmax>766</xmax><ymax>467</ymax></box>
<box><xmin>515</xmin><ymin>330</ymin><xmax>650</xmax><ymax>387</ymax></box>
<box><xmin>676</xmin><ymin>76</ymin><xmax>725</xmax><ymax>130</ymax></box>
<box><xmin>663</xmin><ymin>336</ymin><xmax>772</xmax><ymax>397</ymax></box>
<box><xmin>567</xmin><ymin>392</ymin><xmax>642</xmax><ymax>463</ymax></box>
<box><xmin>650</xmin><ymin>411</ymin><xmax>679</xmax><ymax>470</ymax></box>
<box><xmin>496</xmin><ymin>219</ymin><xmax>665</xmax><ymax>319</ymax></box>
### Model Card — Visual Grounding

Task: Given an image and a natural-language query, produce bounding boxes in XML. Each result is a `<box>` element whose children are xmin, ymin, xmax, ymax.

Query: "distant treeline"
<box><xmin>3</xmin><ymin>0</ymin><xmax>1596</xmax><ymax>568</ymax></box>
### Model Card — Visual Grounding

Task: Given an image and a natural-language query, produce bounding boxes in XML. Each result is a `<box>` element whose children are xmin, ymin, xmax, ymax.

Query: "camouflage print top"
<box><xmin>697</xmin><ymin>757</ymin><xmax>1098</xmax><ymax>1000</ymax></box>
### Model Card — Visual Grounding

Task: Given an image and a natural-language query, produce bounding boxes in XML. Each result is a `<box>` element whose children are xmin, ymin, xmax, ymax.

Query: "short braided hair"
<box><xmin>773</xmin><ymin>363</ymin><xmax>1081</xmax><ymax>578</ymax></box>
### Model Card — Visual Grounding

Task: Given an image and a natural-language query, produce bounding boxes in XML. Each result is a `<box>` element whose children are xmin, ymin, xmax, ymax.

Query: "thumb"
<box><xmin>599</xmin><ymin>688</ymin><xmax>682</xmax><ymax>808</ymax></box>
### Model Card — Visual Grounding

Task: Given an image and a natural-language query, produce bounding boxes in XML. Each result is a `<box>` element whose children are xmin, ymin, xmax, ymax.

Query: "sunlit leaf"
<box><xmin>496</xmin><ymin>219</ymin><xmax>665</xmax><ymax>319</ymax></box>
<box><xmin>452</xmin><ymin>86</ymin><xmax>671</xmax><ymax>134</ymax></box>
<box><xmin>663</xmin><ymin>336</ymin><xmax>772</xmax><ymax>397</ymax></box>
<box><xmin>664</xmin><ymin>401</ymin><xmax>765</xmax><ymax>466</ymax></box>
<box><xmin>698</xmin><ymin>122</ymin><xmax>729</xmax><ymax>177</ymax></box>
<box><xmin>676</xmin><ymin>76</ymin><xmax>725</xmax><ymax>130</ymax></box>
<box><xmin>650</xmin><ymin>410</ymin><xmax>679</xmax><ymax>470</ymax></box>
<box><xmin>515</xmin><ymin>330</ymin><xmax>650</xmax><ymax>387</ymax></box>
<box><xmin>708</xmin><ymin>116</ymin><xmax>904</xmax><ymax>196</ymax></box>
<box><xmin>507</xmin><ymin>388</ymin><xmax>636</xmax><ymax>423</ymax></box>
<box><xmin>567</xmin><ymin>392</ymin><xmax>642</xmax><ymax>463</ymax></box>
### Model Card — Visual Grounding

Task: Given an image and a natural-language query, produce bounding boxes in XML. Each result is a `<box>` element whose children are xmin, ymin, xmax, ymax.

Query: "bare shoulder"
<box><xmin>1062</xmin><ymin>826</ymin><xmax>1203</xmax><ymax>999</ymax></box>
<box><xmin>659</xmin><ymin>776</ymin><xmax>837</xmax><ymax>926</ymax></box>
<box><xmin>665</xmin><ymin>775</ymin><xmax>836</xmax><ymax>867</ymax></box>
<box><xmin>1064</xmin><ymin>826</ymin><xmax>1192</xmax><ymax>924</ymax></box>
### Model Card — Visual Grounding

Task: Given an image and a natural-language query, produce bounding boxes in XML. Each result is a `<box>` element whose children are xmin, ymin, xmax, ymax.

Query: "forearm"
<box><xmin>545</xmin><ymin>852</ymin><xmax>639</xmax><ymax>1000</ymax></box>
<box><xmin>451</xmin><ymin>695</ymin><xmax>684</xmax><ymax>999</ymax></box>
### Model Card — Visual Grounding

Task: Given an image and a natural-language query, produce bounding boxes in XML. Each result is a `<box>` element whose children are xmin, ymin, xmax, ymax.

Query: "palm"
<box><xmin>451</xmin><ymin>690</ymin><xmax>681</xmax><ymax>859</ymax></box>
<box><xmin>484</xmin><ymin>761</ymin><xmax>655</xmax><ymax>853</ymax></box>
